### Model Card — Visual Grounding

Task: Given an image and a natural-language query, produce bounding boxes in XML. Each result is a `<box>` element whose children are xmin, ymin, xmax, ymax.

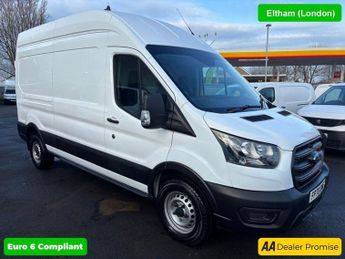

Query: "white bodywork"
<box><xmin>251</xmin><ymin>82</ymin><xmax>316</xmax><ymax>113</ymax></box>
<box><xmin>16</xmin><ymin>11</ymin><xmax>320</xmax><ymax>194</ymax></box>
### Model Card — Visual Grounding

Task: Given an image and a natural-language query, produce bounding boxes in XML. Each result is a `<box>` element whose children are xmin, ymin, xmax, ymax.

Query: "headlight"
<box><xmin>212</xmin><ymin>129</ymin><xmax>280</xmax><ymax>168</ymax></box>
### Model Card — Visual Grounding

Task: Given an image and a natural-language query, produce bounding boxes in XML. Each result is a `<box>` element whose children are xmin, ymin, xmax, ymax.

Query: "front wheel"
<box><xmin>157</xmin><ymin>179</ymin><xmax>212</xmax><ymax>245</ymax></box>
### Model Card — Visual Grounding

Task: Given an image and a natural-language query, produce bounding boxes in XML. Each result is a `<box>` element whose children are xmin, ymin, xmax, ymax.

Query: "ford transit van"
<box><xmin>16</xmin><ymin>11</ymin><xmax>329</xmax><ymax>245</ymax></box>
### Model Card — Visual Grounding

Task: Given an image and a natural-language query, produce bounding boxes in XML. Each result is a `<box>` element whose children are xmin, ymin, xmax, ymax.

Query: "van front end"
<box><xmin>201</xmin><ymin>110</ymin><xmax>329</xmax><ymax>232</ymax></box>
<box><xmin>147</xmin><ymin>44</ymin><xmax>330</xmax><ymax>243</ymax></box>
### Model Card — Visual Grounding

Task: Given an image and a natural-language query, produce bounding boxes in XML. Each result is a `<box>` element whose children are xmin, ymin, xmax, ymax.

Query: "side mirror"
<box><xmin>141</xmin><ymin>93</ymin><xmax>167</xmax><ymax>129</ymax></box>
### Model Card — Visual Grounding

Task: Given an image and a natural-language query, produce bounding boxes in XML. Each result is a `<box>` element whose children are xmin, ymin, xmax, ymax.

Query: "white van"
<box><xmin>251</xmin><ymin>82</ymin><xmax>315</xmax><ymax>113</ymax></box>
<box><xmin>16</xmin><ymin>11</ymin><xmax>329</xmax><ymax>245</ymax></box>
<box><xmin>2</xmin><ymin>80</ymin><xmax>16</xmax><ymax>104</ymax></box>
<box><xmin>298</xmin><ymin>84</ymin><xmax>345</xmax><ymax>150</ymax></box>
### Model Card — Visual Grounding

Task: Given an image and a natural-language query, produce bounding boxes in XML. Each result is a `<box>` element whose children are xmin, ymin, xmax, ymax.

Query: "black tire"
<box><xmin>28</xmin><ymin>135</ymin><xmax>54</xmax><ymax>169</ymax></box>
<box><xmin>157</xmin><ymin>179</ymin><xmax>212</xmax><ymax>245</ymax></box>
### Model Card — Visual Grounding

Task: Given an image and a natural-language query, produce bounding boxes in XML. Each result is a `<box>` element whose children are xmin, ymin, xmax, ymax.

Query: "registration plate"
<box><xmin>309</xmin><ymin>179</ymin><xmax>326</xmax><ymax>203</ymax></box>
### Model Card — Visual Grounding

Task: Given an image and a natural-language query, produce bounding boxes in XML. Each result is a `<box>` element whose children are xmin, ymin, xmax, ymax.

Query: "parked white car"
<box><xmin>16</xmin><ymin>10</ymin><xmax>329</xmax><ymax>245</ymax></box>
<box><xmin>251</xmin><ymin>82</ymin><xmax>315</xmax><ymax>113</ymax></box>
<box><xmin>2</xmin><ymin>80</ymin><xmax>16</xmax><ymax>104</ymax></box>
<box><xmin>298</xmin><ymin>84</ymin><xmax>345</xmax><ymax>150</ymax></box>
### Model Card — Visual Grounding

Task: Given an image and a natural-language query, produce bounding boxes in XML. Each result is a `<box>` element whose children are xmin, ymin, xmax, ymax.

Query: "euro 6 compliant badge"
<box><xmin>3</xmin><ymin>238</ymin><xmax>87</xmax><ymax>256</ymax></box>
<box><xmin>258</xmin><ymin>238</ymin><xmax>342</xmax><ymax>256</ymax></box>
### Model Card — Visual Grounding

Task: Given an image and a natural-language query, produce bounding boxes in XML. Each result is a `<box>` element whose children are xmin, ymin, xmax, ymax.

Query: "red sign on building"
<box><xmin>334</xmin><ymin>71</ymin><xmax>341</xmax><ymax>78</ymax></box>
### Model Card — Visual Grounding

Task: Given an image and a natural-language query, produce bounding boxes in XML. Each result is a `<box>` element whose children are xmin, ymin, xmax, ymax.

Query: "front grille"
<box><xmin>304</xmin><ymin>117</ymin><xmax>343</xmax><ymax>127</ymax></box>
<box><xmin>292</xmin><ymin>137</ymin><xmax>324</xmax><ymax>190</ymax></box>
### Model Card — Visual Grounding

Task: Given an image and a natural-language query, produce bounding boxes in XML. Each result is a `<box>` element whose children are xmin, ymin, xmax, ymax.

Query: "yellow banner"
<box><xmin>258</xmin><ymin>238</ymin><xmax>342</xmax><ymax>256</ymax></box>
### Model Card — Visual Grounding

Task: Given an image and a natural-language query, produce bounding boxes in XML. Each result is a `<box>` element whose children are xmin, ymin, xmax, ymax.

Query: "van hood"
<box><xmin>203</xmin><ymin>108</ymin><xmax>320</xmax><ymax>151</ymax></box>
<box><xmin>297</xmin><ymin>104</ymin><xmax>345</xmax><ymax>120</ymax></box>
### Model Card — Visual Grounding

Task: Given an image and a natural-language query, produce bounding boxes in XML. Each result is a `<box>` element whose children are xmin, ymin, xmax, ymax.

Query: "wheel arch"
<box><xmin>24</xmin><ymin>122</ymin><xmax>45</xmax><ymax>149</ymax></box>
<box><xmin>150</xmin><ymin>162</ymin><xmax>217</xmax><ymax>212</ymax></box>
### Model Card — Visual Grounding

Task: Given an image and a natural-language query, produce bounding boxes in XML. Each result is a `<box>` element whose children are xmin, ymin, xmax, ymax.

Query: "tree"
<box><xmin>0</xmin><ymin>0</ymin><xmax>48</xmax><ymax>77</ymax></box>
<box><xmin>287</xmin><ymin>65</ymin><xmax>331</xmax><ymax>84</ymax></box>
<box><xmin>248</xmin><ymin>65</ymin><xmax>332</xmax><ymax>84</ymax></box>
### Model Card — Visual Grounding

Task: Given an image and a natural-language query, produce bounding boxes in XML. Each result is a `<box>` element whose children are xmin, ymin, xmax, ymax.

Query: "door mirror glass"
<box><xmin>141</xmin><ymin>93</ymin><xmax>167</xmax><ymax>128</ymax></box>
<box><xmin>140</xmin><ymin>110</ymin><xmax>151</xmax><ymax>127</ymax></box>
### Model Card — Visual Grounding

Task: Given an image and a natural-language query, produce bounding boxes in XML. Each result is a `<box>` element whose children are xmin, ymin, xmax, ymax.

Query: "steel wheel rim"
<box><xmin>164</xmin><ymin>191</ymin><xmax>196</xmax><ymax>234</ymax></box>
<box><xmin>32</xmin><ymin>141</ymin><xmax>42</xmax><ymax>164</ymax></box>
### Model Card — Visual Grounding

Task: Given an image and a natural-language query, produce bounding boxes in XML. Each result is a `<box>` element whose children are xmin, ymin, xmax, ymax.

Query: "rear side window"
<box><xmin>259</xmin><ymin>87</ymin><xmax>275</xmax><ymax>103</ymax></box>
<box><xmin>113</xmin><ymin>55</ymin><xmax>169</xmax><ymax>118</ymax></box>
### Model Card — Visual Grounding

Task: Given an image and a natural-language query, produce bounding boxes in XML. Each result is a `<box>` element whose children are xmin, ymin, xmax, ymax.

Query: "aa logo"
<box><xmin>258</xmin><ymin>238</ymin><xmax>342</xmax><ymax>256</ymax></box>
<box><xmin>261</xmin><ymin>241</ymin><xmax>276</xmax><ymax>252</ymax></box>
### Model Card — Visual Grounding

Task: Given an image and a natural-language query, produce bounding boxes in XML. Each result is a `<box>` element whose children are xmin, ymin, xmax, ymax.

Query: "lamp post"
<box><xmin>265</xmin><ymin>24</ymin><xmax>272</xmax><ymax>82</ymax></box>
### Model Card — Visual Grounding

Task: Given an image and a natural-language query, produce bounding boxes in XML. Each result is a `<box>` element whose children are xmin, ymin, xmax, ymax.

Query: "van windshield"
<box><xmin>146</xmin><ymin>45</ymin><xmax>262</xmax><ymax>113</ymax></box>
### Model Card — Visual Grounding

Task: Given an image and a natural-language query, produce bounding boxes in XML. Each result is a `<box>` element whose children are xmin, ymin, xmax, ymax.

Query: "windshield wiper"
<box><xmin>226</xmin><ymin>105</ymin><xmax>262</xmax><ymax>113</ymax></box>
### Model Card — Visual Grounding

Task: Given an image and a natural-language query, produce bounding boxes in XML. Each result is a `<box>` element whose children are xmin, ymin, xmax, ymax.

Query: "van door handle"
<box><xmin>107</xmin><ymin>117</ymin><xmax>119</xmax><ymax>124</ymax></box>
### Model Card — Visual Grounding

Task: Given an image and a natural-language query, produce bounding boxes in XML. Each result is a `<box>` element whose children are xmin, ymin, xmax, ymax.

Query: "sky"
<box><xmin>46</xmin><ymin>0</ymin><xmax>345</xmax><ymax>51</ymax></box>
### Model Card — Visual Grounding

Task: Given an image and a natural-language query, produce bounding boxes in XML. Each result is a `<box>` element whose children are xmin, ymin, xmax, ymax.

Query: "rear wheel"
<box><xmin>157</xmin><ymin>179</ymin><xmax>212</xmax><ymax>245</ymax></box>
<box><xmin>29</xmin><ymin>135</ymin><xmax>54</xmax><ymax>169</ymax></box>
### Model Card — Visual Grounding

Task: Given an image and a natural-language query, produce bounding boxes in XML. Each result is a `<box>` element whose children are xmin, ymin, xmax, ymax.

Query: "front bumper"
<box><xmin>320</xmin><ymin>130</ymin><xmax>345</xmax><ymax>150</ymax></box>
<box><xmin>207</xmin><ymin>163</ymin><xmax>329</xmax><ymax>231</ymax></box>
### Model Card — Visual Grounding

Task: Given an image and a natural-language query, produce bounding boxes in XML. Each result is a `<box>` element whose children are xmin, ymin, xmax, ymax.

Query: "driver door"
<box><xmin>104</xmin><ymin>47</ymin><xmax>174</xmax><ymax>193</ymax></box>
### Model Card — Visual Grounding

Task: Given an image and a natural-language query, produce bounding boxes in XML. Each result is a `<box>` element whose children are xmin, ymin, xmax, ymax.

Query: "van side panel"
<box><xmin>16</xmin><ymin>42</ymin><xmax>54</xmax><ymax>131</ymax></box>
<box><xmin>52</xmin><ymin>33</ymin><xmax>107</xmax><ymax>151</ymax></box>
<box><xmin>279</xmin><ymin>84</ymin><xmax>315</xmax><ymax>112</ymax></box>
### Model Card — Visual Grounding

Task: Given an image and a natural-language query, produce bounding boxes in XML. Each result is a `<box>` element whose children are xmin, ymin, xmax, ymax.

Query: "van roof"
<box><xmin>17</xmin><ymin>10</ymin><xmax>214</xmax><ymax>53</ymax></box>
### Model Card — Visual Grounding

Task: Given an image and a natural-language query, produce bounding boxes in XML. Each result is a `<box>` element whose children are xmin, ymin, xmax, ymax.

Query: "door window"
<box><xmin>114</xmin><ymin>55</ymin><xmax>168</xmax><ymax>118</ymax></box>
<box><xmin>114</xmin><ymin>55</ymin><xmax>141</xmax><ymax>118</ymax></box>
<box><xmin>259</xmin><ymin>87</ymin><xmax>275</xmax><ymax>102</ymax></box>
